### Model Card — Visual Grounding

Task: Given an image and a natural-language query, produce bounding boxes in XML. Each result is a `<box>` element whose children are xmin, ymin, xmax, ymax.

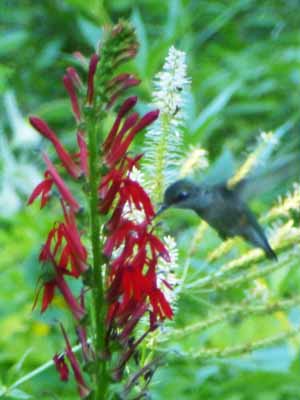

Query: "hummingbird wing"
<box><xmin>229</xmin><ymin>154</ymin><xmax>299</xmax><ymax>202</ymax></box>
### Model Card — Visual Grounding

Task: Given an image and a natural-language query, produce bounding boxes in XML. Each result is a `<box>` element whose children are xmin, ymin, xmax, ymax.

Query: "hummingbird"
<box><xmin>157</xmin><ymin>179</ymin><xmax>277</xmax><ymax>260</ymax></box>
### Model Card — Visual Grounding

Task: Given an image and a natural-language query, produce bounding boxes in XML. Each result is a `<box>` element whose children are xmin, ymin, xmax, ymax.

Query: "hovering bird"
<box><xmin>157</xmin><ymin>179</ymin><xmax>277</xmax><ymax>260</ymax></box>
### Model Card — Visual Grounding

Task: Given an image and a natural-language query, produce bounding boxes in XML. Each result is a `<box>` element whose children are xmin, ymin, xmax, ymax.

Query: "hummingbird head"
<box><xmin>156</xmin><ymin>179</ymin><xmax>202</xmax><ymax>216</ymax></box>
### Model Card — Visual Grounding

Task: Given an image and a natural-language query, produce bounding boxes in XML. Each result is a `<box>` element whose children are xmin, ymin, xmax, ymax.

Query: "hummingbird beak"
<box><xmin>155</xmin><ymin>204</ymin><xmax>168</xmax><ymax>218</ymax></box>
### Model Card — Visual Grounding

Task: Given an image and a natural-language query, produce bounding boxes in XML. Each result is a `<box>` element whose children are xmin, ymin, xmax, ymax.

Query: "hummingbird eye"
<box><xmin>176</xmin><ymin>191</ymin><xmax>189</xmax><ymax>202</ymax></box>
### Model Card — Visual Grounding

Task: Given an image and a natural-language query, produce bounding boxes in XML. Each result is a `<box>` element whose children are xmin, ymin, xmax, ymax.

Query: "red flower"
<box><xmin>66</xmin><ymin>67</ymin><xmax>83</xmax><ymax>90</ymax></box>
<box><xmin>27</xmin><ymin>172</ymin><xmax>53</xmax><ymax>208</ymax></box>
<box><xmin>149</xmin><ymin>288</ymin><xmax>173</xmax><ymax>320</ymax></box>
<box><xmin>29</xmin><ymin>116</ymin><xmax>82</xmax><ymax>179</ymax></box>
<box><xmin>42</xmin><ymin>153</ymin><xmax>81</xmax><ymax>213</ymax></box>
<box><xmin>53</xmin><ymin>353</ymin><xmax>69</xmax><ymax>381</ymax></box>
<box><xmin>60</xmin><ymin>324</ymin><xmax>91</xmax><ymax>398</ymax></box>
<box><xmin>34</xmin><ymin>205</ymin><xmax>88</xmax><ymax>319</ymax></box>
<box><xmin>103</xmin><ymin>96</ymin><xmax>138</xmax><ymax>153</ymax></box>
<box><xmin>105</xmin><ymin>109</ymin><xmax>159</xmax><ymax>167</ymax></box>
<box><xmin>63</xmin><ymin>73</ymin><xmax>81</xmax><ymax>122</ymax></box>
<box><xmin>87</xmin><ymin>53</ymin><xmax>99</xmax><ymax>105</ymax></box>
<box><xmin>39</xmin><ymin>206</ymin><xmax>88</xmax><ymax>278</ymax></box>
<box><xmin>35</xmin><ymin>260</ymin><xmax>85</xmax><ymax>320</ymax></box>
<box><xmin>107</xmin><ymin>74</ymin><xmax>141</xmax><ymax>109</ymax></box>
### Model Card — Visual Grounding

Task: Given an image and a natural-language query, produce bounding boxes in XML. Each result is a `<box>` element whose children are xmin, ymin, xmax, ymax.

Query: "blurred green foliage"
<box><xmin>1</xmin><ymin>0</ymin><xmax>300</xmax><ymax>398</ymax></box>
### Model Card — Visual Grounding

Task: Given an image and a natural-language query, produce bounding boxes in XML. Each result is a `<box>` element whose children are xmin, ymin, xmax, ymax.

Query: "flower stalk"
<box><xmin>27</xmin><ymin>21</ymin><xmax>174</xmax><ymax>399</ymax></box>
<box><xmin>86</xmin><ymin>116</ymin><xmax>107</xmax><ymax>398</ymax></box>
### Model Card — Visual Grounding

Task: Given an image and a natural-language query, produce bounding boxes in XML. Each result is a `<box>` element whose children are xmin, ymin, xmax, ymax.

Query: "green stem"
<box><xmin>158</xmin><ymin>296</ymin><xmax>300</xmax><ymax>342</ymax></box>
<box><xmin>191</xmin><ymin>327</ymin><xmax>300</xmax><ymax>360</ymax></box>
<box><xmin>155</xmin><ymin>328</ymin><xmax>300</xmax><ymax>361</ymax></box>
<box><xmin>4</xmin><ymin>342</ymin><xmax>89</xmax><ymax>395</ymax></box>
<box><xmin>87</xmin><ymin>117</ymin><xmax>107</xmax><ymax>399</ymax></box>
<box><xmin>153</xmin><ymin>113</ymin><xmax>170</xmax><ymax>204</ymax></box>
<box><xmin>186</xmin><ymin>241</ymin><xmax>299</xmax><ymax>290</ymax></box>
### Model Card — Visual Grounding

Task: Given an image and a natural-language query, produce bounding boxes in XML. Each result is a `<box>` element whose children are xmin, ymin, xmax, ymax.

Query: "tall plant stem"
<box><xmin>87</xmin><ymin>117</ymin><xmax>107</xmax><ymax>399</ymax></box>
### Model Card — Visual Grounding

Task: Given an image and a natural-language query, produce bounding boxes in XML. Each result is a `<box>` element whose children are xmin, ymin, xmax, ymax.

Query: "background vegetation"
<box><xmin>1</xmin><ymin>0</ymin><xmax>300</xmax><ymax>398</ymax></box>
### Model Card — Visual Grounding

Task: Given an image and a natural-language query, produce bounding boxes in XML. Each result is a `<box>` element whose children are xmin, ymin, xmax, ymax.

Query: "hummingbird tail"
<box><xmin>244</xmin><ymin>225</ymin><xmax>277</xmax><ymax>261</ymax></box>
<box><xmin>264</xmin><ymin>242</ymin><xmax>277</xmax><ymax>261</ymax></box>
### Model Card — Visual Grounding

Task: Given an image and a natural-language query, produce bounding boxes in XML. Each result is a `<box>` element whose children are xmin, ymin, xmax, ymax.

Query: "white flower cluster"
<box><xmin>152</xmin><ymin>46</ymin><xmax>190</xmax><ymax>118</ymax></box>
<box><xmin>143</xmin><ymin>46</ymin><xmax>191</xmax><ymax>196</ymax></box>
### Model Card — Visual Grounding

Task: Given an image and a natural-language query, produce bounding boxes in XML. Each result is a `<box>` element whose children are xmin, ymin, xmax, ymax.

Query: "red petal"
<box><xmin>107</xmin><ymin>112</ymin><xmax>139</xmax><ymax>155</ymax></box>
<box><xmin>60</xmin><ymin>324</ymin><xmax>91</xmax><ymax>398</ymax></box>
<box><xmin>56</xmin><ymin>273</ymin><xmax>85</xmax><ymax>320</ymax></box>
<box><xmin>107</xmin><ymin>77</ymin><xmax>141</xmax><ymax>109</ymax></box>
<box><xmin>148</xmin><ymin>233</ymin><xmax>170</xmax><ymax>262</ymax></box>
<box><xmin>106</xmin><ymin>110</ymin><xmax>159</xmax><ymax>167</ymax></box>
<box><xmin>53</xmin><ymin>354</ymin><xmax>69</xmax><ymax>381</ymax></box>
<box><xmin>41</xmin><ymin>281</ymin><xmax>56</xmax><ymax>312</ymax></box>
<box><xmin>66</xmin><ymin>67</ymin><xmax>83</xmax><ymax>90</ymax></box>
<box><xmin>63</xmin><ymin>74</ymin><xmax>81</xmax><ymax>122</ymax></box>
<box><xmin>29</xmin><ymin>116</ymin><xmax>82</xmax><ymax>178</ymax></box>
<box><xmin>103</xmin><ymin>96</ymin><xmax>138</xmax><ymax>153</ymax></box>
<box><xmin>87</xmin><ymin>53</ymin><xmax>99</xmax><ymax>105</ymax></box>
<box><xmin>150</xmin><ymin>289</ymin><xmax>173</xmax><ymax>320</ymax></box>
<box><xmin>43</xmin><ymin>153</ymin><xmax>81</xmax><ymax>213</ymax></box>
<box><xmin>27</xmin><ymin>178</ymin><xmax>53</xmax><ymax>207</ymax></box>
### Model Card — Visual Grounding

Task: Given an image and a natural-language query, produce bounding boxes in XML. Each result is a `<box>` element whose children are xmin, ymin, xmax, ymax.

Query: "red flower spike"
<box><xmin>43</xmin><ymin>153</ymin><xmax>81</xmax><ymax>213</ymax></box>
<box><xmin>60</xmin><ymin>324</ymin><xmax>91</xmax><ymax>398</ymax></box>
<box><xmin>53</xmin><ymin>353</ymin><xmax>69</xmax><ymax>381</ymax></box>
<box><xmin>63</xmin><ymin>74</ymin><xmax>81</xmax><ymax>122</ymax></box>
<box><xmin>87</xmin><ymin>53</ymin><xmax>99</xmax><ymax>105</ymax></box>
<box><xmin>29</xmin><ymin>116</ymin><xmax>82</xmax><ymax>179</ymax></box>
